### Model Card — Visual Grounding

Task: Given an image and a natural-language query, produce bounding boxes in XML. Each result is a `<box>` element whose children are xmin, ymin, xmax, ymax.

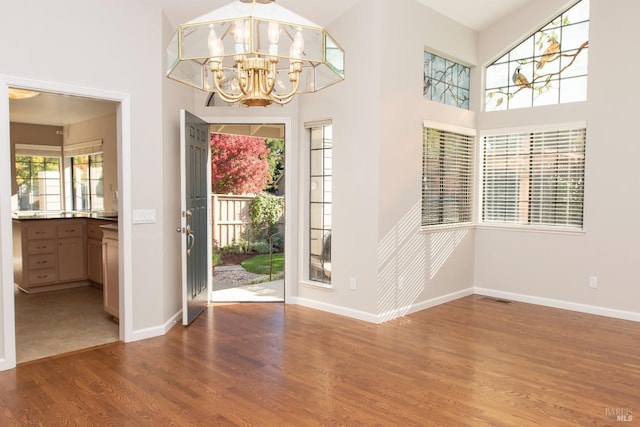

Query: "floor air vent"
<box><xmin>480</xmin><ymin>297</ymin><xmax>514</xmax><ymax>304</ymax></box>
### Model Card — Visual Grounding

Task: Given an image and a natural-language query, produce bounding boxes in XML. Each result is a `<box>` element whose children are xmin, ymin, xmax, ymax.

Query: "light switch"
<box><xmin>133</xmin><ymin>209</ymin><xmax>156</xmax><ymax>224</ymax></box>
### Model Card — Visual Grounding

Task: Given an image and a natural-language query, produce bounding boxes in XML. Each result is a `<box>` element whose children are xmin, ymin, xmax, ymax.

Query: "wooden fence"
<box><xmin>211</xmin><ymin>194</ymin><xmax>284</xmax><ymax>248</ymax></box>
<box><xmin>211</xmin><ymin>194</ymin><xmax>253</xmax><ymax>248</ymax></box>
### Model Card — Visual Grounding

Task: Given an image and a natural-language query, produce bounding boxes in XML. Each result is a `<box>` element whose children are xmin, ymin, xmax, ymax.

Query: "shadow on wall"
<box><xmin>377</xmin><ymin>200</ymin><xmax>468</xmax><ymax>322</ymax></box>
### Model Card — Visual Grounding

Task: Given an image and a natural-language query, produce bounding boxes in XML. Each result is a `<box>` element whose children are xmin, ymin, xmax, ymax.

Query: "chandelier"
<box><xmin>166</xmin><ymin>0</ymin><xmax>345</xmax><ymax>107</ymax></box>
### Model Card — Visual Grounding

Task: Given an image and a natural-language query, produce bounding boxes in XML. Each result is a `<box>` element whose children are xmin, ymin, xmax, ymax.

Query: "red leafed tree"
<box><xmin>210</xmin><ymin>133</ymin><xmax>271</xmax><ymax>194</ymax></box>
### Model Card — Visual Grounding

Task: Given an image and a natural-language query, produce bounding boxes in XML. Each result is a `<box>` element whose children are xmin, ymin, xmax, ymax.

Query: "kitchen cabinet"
<box><xmin>13</xmin><ymin>218</ymin><xmax>87</xmax><ymax>293</ymax></box>
<box><xmin>86</xmin><ymin>220</ymin><xmax>110</xmax><ymax>286</ymax></box>
<box><xmin>102</xmin><ymin>226</ymin><xmax>119</xmax><ymax>319</ymax></box>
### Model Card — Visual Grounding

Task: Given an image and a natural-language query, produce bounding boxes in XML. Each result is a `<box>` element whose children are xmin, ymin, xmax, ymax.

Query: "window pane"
<box><xmin>422</xmin><ymin>127</ymin><xmax>474</xmax><ymax>227</ymax></box>
<box><xmin>15</xmin><ymin>156</ymin><xmax>62</xmax><ymax>211</ymax></box>
<box><xmin>424</xmin><ymin>51</ymin><xmax>470</xmax><ymax>109</ymax></box>
<box><xmin>309</xmin><ymin>124</ymin><xmax>332</xmax><ymax>284</ymax></box>
<box><xmin>70</xmin><ymin>152</ymin><xmax>104</xmax><ymax>211</ymax></box>
<box><xmin>485</xmin><ymin>0</ymin><xmax>589</xmax><ymax>111</ymax></box>
<box><xmin>482</xmin><ymin>128</ymin><xmax>585</xmax><ymax>229</ymax></box>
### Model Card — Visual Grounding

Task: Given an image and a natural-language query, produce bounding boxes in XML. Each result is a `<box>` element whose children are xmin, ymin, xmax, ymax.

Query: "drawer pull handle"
<box><xmin>65</xmin><ymin>229</ymin><xmax>75</xmax><ymax>232</ymax></box>
<box><xmin>36</xmin><ymin>261</ymin><xmax>47</xmax><ymax>264</ymax></box>
<box><xmin>37</xmin><ymin>275</ymin><xmax>48</xmax><ymax>279</ymax></box>
<box><xmin>35</xmin><ymin>246</ymin><xmax>47</xmax><ymax>249</ymax></box>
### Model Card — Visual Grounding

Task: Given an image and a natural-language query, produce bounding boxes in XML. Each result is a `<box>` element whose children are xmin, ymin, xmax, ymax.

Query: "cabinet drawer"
<box><xmin>28</xmin><ymin>268</ymin><xmax>57</xmax><ymax>285</ymax></box>
<box><xmin>58</xmin><ymin>224</ymin><xmax>84</xmax><ymax>238</ymax></box>
<box><xmin>27</xmin><ymin>239</ymin><xmax>56</xmax><ymax>255</ymax></box>
<box><xmin>27</xmin><ymin>226</ymin><xmax>56</xmax><ymax>239</ymax></box>
<box><xmin>27</xmin><ymin>254</ymin><xmax>56</xmax><ymax>270</ymax></box>
<box><xmin>87</xmin><ymin>225</ymin><xmax>103</xmax><ymax>240</ymax></box>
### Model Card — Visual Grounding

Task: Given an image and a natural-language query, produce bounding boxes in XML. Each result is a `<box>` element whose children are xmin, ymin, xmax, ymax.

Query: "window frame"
<box><xmin>484</xmin><ymin>0</ymin><xmax>590</xmax><ymax>112</ymax></box>
<box><xmin>67</xmin><ymin>152</ymin><xmax>105</xmax><ymax>212</ymax></box>
<box><xmin>14</xmin><ymin>153</ymin><xmax>63</xmax><ymax>212</ymax></box>
<box><xmin>421</xmin><ymin>121</ymin><xmax>476</xmax><ymax>231</ymax></box>
<box><xmin>304</xmin><ymin>120</ymin><xmax>333</xmax><ymax>288</ymax></box>
<box><xmin>478</xmin><ymin>122</ymin><xmax>587</xmax><ymax>234</ymax></box>
<box><xmin>424</xmin><ymin>51</ymin><xmax>471</xmax><ymax>110</ymax></box>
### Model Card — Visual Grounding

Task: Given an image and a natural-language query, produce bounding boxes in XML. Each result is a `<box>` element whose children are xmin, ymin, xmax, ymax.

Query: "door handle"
<box><xmin>186</xmin><ymin>224</ymin><xmax>195</xmax><ymax>256</ymax></box>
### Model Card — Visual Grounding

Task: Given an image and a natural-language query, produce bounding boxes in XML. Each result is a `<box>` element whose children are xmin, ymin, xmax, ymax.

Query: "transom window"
<box><xmin>482</xmin><ymin>127</ymin><xmax>586</xmax><ymax>229</ymax></box>
<box><xmin>485</xmin><ymin>0</ymin><xmax>589</xmax><ymax>111</ymax></box>
<box><xmin>424</xmin><ymin>52</ymin><xmax>470</xmax><ymax>110</ymax></box>
<box><xmin>422</xmin><ymin>124</ymin><xmax>474</xmax><ymax>227</ymax></box>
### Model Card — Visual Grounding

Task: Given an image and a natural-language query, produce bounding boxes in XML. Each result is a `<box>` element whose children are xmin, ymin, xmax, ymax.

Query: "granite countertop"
<box><xmin>12</xmin><ymin>212</ymin><xmax>119</xmax><ymax>222</ymax></box>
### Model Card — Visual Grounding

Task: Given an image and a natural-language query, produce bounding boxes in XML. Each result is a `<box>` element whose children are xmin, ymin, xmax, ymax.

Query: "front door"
<box><xmin>180</xmin><ymin>110</ymin><xmax>211</xmax><ymax>325</ymax></box>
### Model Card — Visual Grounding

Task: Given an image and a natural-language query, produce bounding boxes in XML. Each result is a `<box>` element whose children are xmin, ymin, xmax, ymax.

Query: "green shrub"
<box><xmin>249</xmin><ymin>193</ymin><xmax>284</xmax><ymax>242</ymax></box>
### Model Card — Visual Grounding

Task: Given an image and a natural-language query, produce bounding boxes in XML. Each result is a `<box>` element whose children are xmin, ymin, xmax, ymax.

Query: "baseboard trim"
<box><xmin>128</xmin><ymin>309</ymin><xmax>182</xmax><ymax>342</ymax></box>
<box><xmin>474</xmin><ymin>288</ymin><xmax>640</xmax><ymax>322</ymax></box>
<box><xmin>377</xmin><ymin>288</ymin><xmax>475</xmax><ymax>323</ymax></box>
<box><xmin>291</xmin><ymin>297</ymin><xmax>380</xmax><ymax>323</ymax></box>
<box><xmin>292</xmin><ymin>288</ymin><xmax>475</xmax><ymax>324</ymax></box>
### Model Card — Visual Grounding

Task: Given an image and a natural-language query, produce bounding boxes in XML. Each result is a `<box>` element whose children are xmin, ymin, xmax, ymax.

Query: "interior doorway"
<box><xmin>208</xmin><ymin>123</ymin><xmax>286</xmax><ymax>303</ymax></box>
<box><xmin>0</xmin><ymin>80</ymin><xmax>128</xmax><ymax>368</ymax></box>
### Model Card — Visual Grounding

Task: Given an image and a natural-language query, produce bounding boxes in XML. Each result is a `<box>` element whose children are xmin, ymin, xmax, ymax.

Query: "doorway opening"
<box><xmin>208</xmin><ymin>123</ymin><xmax>285</xmax><ymax>303</ymax></box>
<box><xmin>4</xmin><ymin>87</ymin><xmax>122</xmax><ymax>364</ymax></box>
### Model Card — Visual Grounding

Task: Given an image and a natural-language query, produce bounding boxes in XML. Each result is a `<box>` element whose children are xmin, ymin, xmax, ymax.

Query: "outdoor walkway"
<box><xmin>212</xmin><ymin>265</ymin><xmax>284</xmax><ymax>302</ymax></box>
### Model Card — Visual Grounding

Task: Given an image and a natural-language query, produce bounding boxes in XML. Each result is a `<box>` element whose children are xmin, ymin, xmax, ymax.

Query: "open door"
<box><xmin>179</xmin><ymin>110</ymin><xmax>211</xmax><ymax>325</ymax></box>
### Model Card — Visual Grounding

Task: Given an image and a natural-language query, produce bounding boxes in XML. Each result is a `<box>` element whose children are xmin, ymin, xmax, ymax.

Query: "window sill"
<box><xmin>475</xmin><ymin>223</ymin><xmax>585</xmax><ymax>236</ymax></box>
<box><xmin>300</xmin><ymin>280</ymin><xmax>333</xmax><ymax>291</ymax></box>
<box><xmin>420</xmin><ymin>222</ymin><xmax>474</xmax><ymax>233</ymax></box>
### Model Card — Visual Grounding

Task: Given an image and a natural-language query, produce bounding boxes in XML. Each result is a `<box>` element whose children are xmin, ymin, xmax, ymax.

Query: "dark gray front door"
<box><xmin>180</xmin><ymin>110</ymin><xmax>210</xmax><ymax>325</ymax></box>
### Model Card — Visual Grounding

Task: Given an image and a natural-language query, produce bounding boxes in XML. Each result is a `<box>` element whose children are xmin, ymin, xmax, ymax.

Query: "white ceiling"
<box><xmin>10</xmin><ymin>0</ymin><xmax>531</xmax><ymax>126</ymax></box>
<box><xmin>415</xmin><ymin>0</ymin><xmax>534</xmax><ymax>31</ymax></box>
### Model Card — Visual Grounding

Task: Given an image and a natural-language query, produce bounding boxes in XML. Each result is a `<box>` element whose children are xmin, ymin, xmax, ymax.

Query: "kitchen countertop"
<box><xmin>12</xmin><ymin>212</ymin><xmax>118</xmax><ymax>222</ymax></box>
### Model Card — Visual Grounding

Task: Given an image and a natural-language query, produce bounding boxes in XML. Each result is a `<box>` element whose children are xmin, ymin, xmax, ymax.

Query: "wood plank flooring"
<box><xmin>0</xmin><ymin>295</ymin><xmax>639</xmax><ymax>426</ymax></box>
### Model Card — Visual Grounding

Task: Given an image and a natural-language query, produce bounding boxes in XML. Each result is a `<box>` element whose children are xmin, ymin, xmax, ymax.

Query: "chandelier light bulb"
<box><xmin>289</xmin><ymin>28</ymin><xmax>304</xmax><ymax>59</ymax></box>
<box><xmin>268</xmin><ymin>21</ymin><xmax>280</xmax><ymax>44</ymax></box>
<box><xmin>208</xmin><ymin>26</ymin><xmax>224</xmax><ymax>59</ymax></box>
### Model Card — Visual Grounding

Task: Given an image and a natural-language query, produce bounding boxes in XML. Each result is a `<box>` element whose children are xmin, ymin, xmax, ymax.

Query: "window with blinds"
<box><xmin>422</xmin><ymin>126</ymin><xmax>474</xmax><ymax>227</ymax></box>
<box><xmin>482</xmin><ymin>128</ymin><xmax>586</xmax><ymax>229</ymax></box>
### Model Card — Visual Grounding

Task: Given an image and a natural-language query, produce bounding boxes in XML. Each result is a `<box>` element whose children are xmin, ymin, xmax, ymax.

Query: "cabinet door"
<box><xmin>58</xmin><ymin>237</ymin><xmax>87</xmax><ymax>282</ymax></box>
<box><xmin>102</xmin><ymin>235</ymin><xmax>119</xmax><ymax>318</ymax></box>
<box><xmin>87</xmin><ymin>239</ymin><xmax>104</xmax><ymax>285</ymax></box>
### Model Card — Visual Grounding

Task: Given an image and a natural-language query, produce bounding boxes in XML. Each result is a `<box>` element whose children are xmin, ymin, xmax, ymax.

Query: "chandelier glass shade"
<box><xmin>166</xmin><ymin>0</ymin><xmax>345</xmax><ymax>107</ymax></box>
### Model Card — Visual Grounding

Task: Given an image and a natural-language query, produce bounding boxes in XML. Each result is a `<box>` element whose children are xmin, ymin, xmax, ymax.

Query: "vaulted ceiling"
<box><xmin>11</xmin><ymin>0</ymin><xmax>534</xmax><ymax>126</ymax></box>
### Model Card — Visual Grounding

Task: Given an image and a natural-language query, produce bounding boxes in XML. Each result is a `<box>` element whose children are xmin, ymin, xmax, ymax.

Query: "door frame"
<box><xmin>0</xmin><ymin>76</ymin><xmax>133</xmax><ymax>370</ymax></box>
<box><xmin>203</xmin><ymin>116</ymin><xmax>293</xmax><ymax>303</ymax></box>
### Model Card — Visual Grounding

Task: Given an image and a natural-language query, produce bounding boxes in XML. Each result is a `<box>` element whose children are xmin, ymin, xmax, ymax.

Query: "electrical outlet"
<box><xmin>350</xmin><ymin>278</ymin><xmax>357</xmax><ymax>291</ymax></box>
<box><xmin>589</xmin><ymin>276</ymin><xmax>598</xmax><ymax>289</ymax></box>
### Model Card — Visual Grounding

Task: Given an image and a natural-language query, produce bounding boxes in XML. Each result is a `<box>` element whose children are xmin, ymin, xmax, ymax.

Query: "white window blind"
<box><xmin>422</xmin><ymin>126</ymin><xmax>474</xmax><ymax>227</ymax></box>
<box><xmin>482</xmin><ymin>128</ymin><xmax>586</xmax><ymax>229</ymax></box>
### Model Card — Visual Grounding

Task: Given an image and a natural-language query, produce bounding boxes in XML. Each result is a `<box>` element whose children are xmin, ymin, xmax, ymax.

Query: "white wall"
<box><xmin>376</xmin><ymin>0</ymin><xmax>478</xmax><ymax>321</ymax></box>
<box><xmin>293</xmin><ymin>0</ymin><xmax>479</xmax><ymax>322</ymax></box>
<box><xmin>0</xmin><ymin>0</ymin><xmax>181</xmax><ymax>369</ymax></box>
<box><xmin>295</xmin><ymin>0</ymin><xmax>383</xmax><ymax>320</ymax></box>
<box><xmin>475</xmin><ymin>0</ymin><xmax>640</xmax><ymax>319</ymax></box>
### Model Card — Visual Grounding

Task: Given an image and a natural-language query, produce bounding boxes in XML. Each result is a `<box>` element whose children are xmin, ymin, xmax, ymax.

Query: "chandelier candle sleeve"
<box><xmin>166</xmin><ymin>0</ymin><xmax>345</xmax><ymax>107</ymax></box>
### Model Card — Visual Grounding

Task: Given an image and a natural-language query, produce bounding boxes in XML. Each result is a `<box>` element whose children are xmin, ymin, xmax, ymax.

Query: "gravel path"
<box><xmin>213</xmin><ymin>266</ymin><xmax>269</xmax><ymax>290</ymax></box>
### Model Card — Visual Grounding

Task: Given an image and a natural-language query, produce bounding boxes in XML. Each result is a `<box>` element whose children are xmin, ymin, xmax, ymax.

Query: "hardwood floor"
<box><xmin>0</xmin><ymin>296</ymin><xmax>638</xmax><ymax>426</ymax></box>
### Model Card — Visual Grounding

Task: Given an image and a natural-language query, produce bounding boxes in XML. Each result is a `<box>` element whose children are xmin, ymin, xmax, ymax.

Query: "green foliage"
<box><xmin>251</xmin><ymin>241</ymin><xmax>272</xmax><ymax>254</ymax></box>
<box><xmin>241</xmin><ymin>253</ymin><xmax>285</xmax><ymax>275</ymax></box>
<box><xmin>265</xmin><ymin>138</ymin><xmax>284</xmax><ymax>193</ymax></box>
<box><xmin>249</xmin><ymin>193</ymin><xmax>284</xmax><ymax>242</ymax></box>
<box><xmin>212</xmin><ymin>252</ymin><xmax>222</xmax><ymax>266</ymax></box>
<box><xmin>220</xmin><ymin>239</ymin><xmax>251</xmax><ymax>254</ymax></box>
